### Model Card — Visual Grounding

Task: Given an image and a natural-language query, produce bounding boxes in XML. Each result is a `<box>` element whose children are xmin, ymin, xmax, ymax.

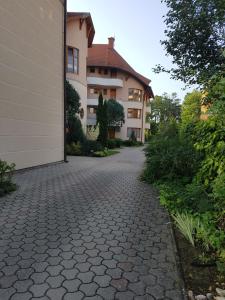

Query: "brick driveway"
<box><xmin>0</xmin><ymin>147</ymin><xmax>184</xmax><ymax>300</ymax></box>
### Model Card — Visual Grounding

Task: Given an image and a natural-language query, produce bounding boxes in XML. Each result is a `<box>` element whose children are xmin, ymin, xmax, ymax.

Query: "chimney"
<box><xmin>108</xmin><ymin>37</ymin><xmax>115</xmax><ymax>49</ymax></box>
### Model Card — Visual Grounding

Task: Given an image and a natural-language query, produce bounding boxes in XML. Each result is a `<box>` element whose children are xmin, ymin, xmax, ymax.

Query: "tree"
<box><xmin>181</xmin><ymin>90</ymin><xmax>202</xmax><ymax>130</ymax></box>
<box><xmin>66</xmin><ymin>80</ymin><xmax>80</xmax><ymax>119</ymax></box>
<box><xmin>96</xmin><ymin>94</ymin><xmax>108</xmax><ymax>147</ymax></box>
<box><xmin>107</xmin><ymin>99</ymin><xmax>125</xmax><ymax>127</ymax></box>
<box><xmin>66</xmin><ymin>80</ymin><xmax>85</xmax><ymax>144</ymax></box>
<box><xmin>150</xmin><ymin>93</ymin><xmax>181</xmax><ymax>128</ymax></box>
<box><xmin>154</xmin><ymin>0</ymin><xmax>225</xmax><ymax>85</ymax></box>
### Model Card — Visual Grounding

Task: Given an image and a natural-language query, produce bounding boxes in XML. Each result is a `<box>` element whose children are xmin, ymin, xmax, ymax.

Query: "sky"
<box><xmin>67</xmin><ymin>0</ymin><xmax>194</xmax><ymax>101</ymax></box>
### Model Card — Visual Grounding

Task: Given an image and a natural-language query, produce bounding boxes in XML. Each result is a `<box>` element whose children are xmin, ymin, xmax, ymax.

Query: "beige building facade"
<box><xmin>87</xmin><ymin>38</ymin><xmax>153</xmax><ymax>142</ymax></box>
<box><xmin>66</xmin><ymin>13</ymin><xmax>95</xmax><ymax>133</ymax></box>
<box><xmin>0</xmin><ymin>0</ymin><xmax>65</xmax><ymax>169</ymax></box>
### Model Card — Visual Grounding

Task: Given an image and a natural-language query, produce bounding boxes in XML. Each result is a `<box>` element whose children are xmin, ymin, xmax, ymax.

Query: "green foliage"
<box><xmin>93</xmin><ymin>149</ymin><xmax>120</xmax><ymax>157</ymax></box>
<box><xmin>154</xmin><ymin>0</ymin><xmax>225</xmax><ymax>85</ymax></box>
<box><xmin>143</xmin><ymin>84</ymin><xmax>225</xmax><ymax>263</ymax></box>
<box><xmin>194</xmin><ymin>118</ymin><xmax>225</xmax><ymax>189</ymax></box>
<box><xmin>123</xmin><ymin>140</ymin><xmax>143</xmax><ymax>147</ymax></box>
<box><xmin>66</xmin><ymin>142</ymin><xmax>82</xmax><ymax>156</ymax></box>
<box><xmin>212</xmin><ymin>172</ymin><xmax>225</xmax><ymax>209</ymax></box>
<box><xmin>144</xmin><ymin>121</ymin><xmax>199</xmax><ymax>183</ymax></box>
<box><xmin>150</xmin><ymin>93</ymin><xmax>181</xmax><ymax>129</ymax></box>
<box><xmin>172</xmin><ymin>213</ymin><xmax>198</xmax><ymax>247</ymax></box>
<box><xmin>0</xmin><ymin>160</ymin><xmax>16</xmax><ymax>197</ymax></box>
<box><xmin>107</xmin><ymin>99</ymin><xmax>125</xmax><ymax>127</ymax></box>
<box><xmin>65</xmin><ymin>80</ymin><xmax>85</xmax><ymax>145</ymax></box>
<box><xmin>107</xmin><ymin>138</ymin><xmax>123</xmax><ymax>149</ymax></box>
<box><xmin>66</xmin><ymin>80</ymin><xmax>81</xmax><ymax>119</ymax></box>
<box><xmin>67</xmin><ymin>116</ymin><xmax>85</xmax><ymax>145</ymax></box>
<box><xmin>96</xmin><ymin>94</ymin><xmax>108</xmax><ymax>147</ymax></box>
<box><xmin>180</xmin><ymin>91</ymin><xmax>202</xmax><ymax>133</ymax></box>
<box><xmin>81</xmin><ymin>140</ymin><xmax>103</xmax><ymax>156</ymax></box>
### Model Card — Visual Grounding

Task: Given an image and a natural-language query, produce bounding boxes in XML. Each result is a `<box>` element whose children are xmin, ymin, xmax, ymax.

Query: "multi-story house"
<box><xmin>86</xmin><ymin>37</ymin><xmax>154</xmax><ymax>142</ymax></box>
<box><xmin>0</xmin><ymin>0</ymin><xmax>66</xmax><ymax>169</ymax></box>
<box><xmin>66</xmin><ymin>12</ymin><xmax>95</xmax><ymax>133</ymax></box>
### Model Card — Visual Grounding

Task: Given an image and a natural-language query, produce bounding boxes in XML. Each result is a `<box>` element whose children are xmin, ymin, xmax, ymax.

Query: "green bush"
<box><xmin>67</xmin><ymin>116</ymin><xmax>85</xmax><ymax>144</ymax></box>
<box><xmin>81</xmin><ymin>140</ymin><xmax>103</xmax><ymax>156</ymax></box>
<box><xmin>93</xmin><ymin>149</ymin><xmax>120</xmax><ymax>157</ymax></box>
<box><xmin>107</xmin><ymin>139</ymin><xmax>117</xmax><ymax>149</ymax></box>
<box><xmin>212</xmin><ymin>172</ymin><xmax>225</xmax><ymax>211</ymax></box>
<box><xmin>143</xmin><ymin>124</ymin><xmax>199</xmax><ymax>183</ymax></box>
<box><xmin>123</xmin><ymin>140</ymin><xmax>143</xmax><ymax>147</ymax></box>
<box><xmin>114</xmin><ymin>138</ymin><xmax>122</xmax><ymax>148</ymax></box>
<box><xmin>66</xmin><ymin>142</ymin><xmax>82</xmax><ymax>156</ymax></box>
<box><xmin>0</xmin><ymin>160</ymin><xmax>16</xmax><ymax>197</ymax></box>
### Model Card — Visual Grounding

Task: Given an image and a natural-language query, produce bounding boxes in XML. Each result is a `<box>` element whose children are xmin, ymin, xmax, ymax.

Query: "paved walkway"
<box><xmin>0</xmin><ymin>147</ymin><xmax>184</xmax><ymax>300</ymax></box>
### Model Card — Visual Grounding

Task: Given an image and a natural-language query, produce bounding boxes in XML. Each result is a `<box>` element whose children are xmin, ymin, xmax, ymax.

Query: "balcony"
<box><xmin>87</xmin><ymin>98</ymin><xmax>123</xmax><ymax>106</ymax></box>
<box><xmin>87</xmin><ymin>98</ymin><xmax>98</xmax><ymax>106</ymax></box>
<box><xmin>87</xmin><ymin>77</ymin><xmax>123</xmax><ymax>88</ymax></box>
<box><xmin>87</xmin><ymin>113</ymin><xmax>97</xmax><ymax>126</ymax></box>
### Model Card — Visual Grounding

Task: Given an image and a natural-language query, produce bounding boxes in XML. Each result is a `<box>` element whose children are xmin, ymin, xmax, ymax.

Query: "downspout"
<box><xmin>64</xmin><ymin>0</ymin><xmax>68</xmax><ymax>162</ymax></box>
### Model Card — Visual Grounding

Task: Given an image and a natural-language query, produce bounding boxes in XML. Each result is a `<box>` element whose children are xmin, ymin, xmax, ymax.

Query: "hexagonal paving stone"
<box><xmin>0</xmin><ymin>148</ymin><xmax>183</xmax><ymax>299</ymax></box>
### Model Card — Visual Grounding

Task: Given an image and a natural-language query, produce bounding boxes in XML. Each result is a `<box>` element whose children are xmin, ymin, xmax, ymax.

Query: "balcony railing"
<box><xmin>87</xmin><ymin>114</ymin><xmax>97</xmax><ymax>126</ymax></box>
<box><xmin>87</xmin><ymin>77</ymin><xmax>123</xmax><ymax>88</ymax></box>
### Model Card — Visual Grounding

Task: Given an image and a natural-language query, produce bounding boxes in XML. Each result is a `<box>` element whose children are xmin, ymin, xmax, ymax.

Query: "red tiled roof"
<box><xmin>87</xmin><ymin>40</ymin><xmax>154</xmax><ymax>97</ymax></box>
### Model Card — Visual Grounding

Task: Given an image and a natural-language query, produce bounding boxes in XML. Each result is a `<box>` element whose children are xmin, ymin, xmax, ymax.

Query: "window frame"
<box><xmin>127</xmin><ymin>127</ymin><xmax>141</xmax><ymax>138</ymax></box>
<box><xmin>67</xmin><ymin>46</ymin><xmax>79</xmax><ymax>74</ymax></box>
<box><xmin>127</xmin><ymin>108</ymin><xmax>142</xmax><ymax>119</ymax></box>
<box><xmin>128</xmin><ymin>88</ymin><xmax>143</xmax><ymax>102</ymax></box>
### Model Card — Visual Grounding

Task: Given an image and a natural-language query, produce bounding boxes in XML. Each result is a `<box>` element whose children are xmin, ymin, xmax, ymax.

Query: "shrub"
<box><xmin>81</xmin><ymin>140</ymin><xmax>103</xmax><ymax>156</ymax></box>
<box><xmin>123</xmin><ymin>140</ymin><xmax>143</xmax><ymax>147</ymax></box>
<box><xmin>66</xmin><ymin>142</ymin><xmax>82</xmax><ymax>156</ymax></box>
<box><xmin>172</xmin><ymin>212</ymin><xmax>198</xmax><ymax>247</ymax></box>
<box><xmin>93</xmin><ymin>149</ymin><xmax>120</xmax><ymax>157</ymax></box>
<box><xmin>67</xmin><ymin>116</ymin><xmax>85</xmax><ymax>144</ymax></box>
<box><xmin>107</xmin><ymin>139</ymin><xmax>117</xmax><ymax>149</ymax></box>
<box><xmin>114</xmin><ymin>138</ymin><xmax>122</xmax><ymax>148</ymax></box>
<box><xmin>0</xmin><ymin>160</ymin><xmax>16</xmax><ymax>197</ymax></box>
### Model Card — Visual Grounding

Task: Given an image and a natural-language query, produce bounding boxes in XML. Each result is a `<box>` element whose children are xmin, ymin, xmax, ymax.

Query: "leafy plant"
<box><xmin>93</xmin><ymin>149</ymin><xmax>119</xmax><ymax>157</ymax></box>
<box><xmin>172</xmin><ymin>212</ymin><xmax>198</xmax><ymax>247</ymax></box>
<box><xmin>107</xmin><ymin>99</ymin><xmax>125</xmax><ymax>127</ymax></box>
<box><xmin>0</xmin><ymin>160</ymin><xmax>17</xmax><ymax>197</ymax></box>
<box><xmin>154</xmin><ymin>0</ymin><xmax>225</xmax><ymax>85</ymax></box>
<box><xmin>66</xmin><ymin>142</ymin><xmax>82</xmax><ymax>156</ymax></box>
<box><xmin>96</xmin><ymin>94</ymin><xmax>108</xmax><ymax>147</ymax></box>
<box><xmin>81</xmin><ymin>140</ymin><xmax>103</xmax><ymax>156</ymax></box>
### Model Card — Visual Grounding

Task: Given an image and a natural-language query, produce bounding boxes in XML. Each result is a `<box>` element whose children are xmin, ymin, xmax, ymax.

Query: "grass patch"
<box><xmin>93</xmin><ymin>149</ymin><xmax>120</xmax><ymax>157</ymax></box>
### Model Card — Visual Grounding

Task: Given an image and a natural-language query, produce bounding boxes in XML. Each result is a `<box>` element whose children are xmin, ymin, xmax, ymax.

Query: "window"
<box><xmin>128</xmin><ymin>88</ymin><xmax>143</xmax><ymax>102</ymax></box>
<box><xmin>127</xmin><ymin>108</ymin><xmax>141</xmax><ymax>119</ymax></box>
<box><xmin>111</xmin><ymin>69</ymin><xmax>117</xmax><ymax>78</ymax></box>
<box><xmin>90</xmin><ymin>67</ymin><xmax>95</xmax><ymax>73</ymax></box>
<box><xmin>90</xmin><ymin>88</ymin><xmax>101</xmax><ymax>94</ymax></box>
<box><xmin>110</xmin><ymin>89</ymin><xmax>116</xmax><ymax>99</ymax></box>
<box><xmin>127</xmin><ymin>128</ymin><xmax>141</xmax><ymax>138</ymax></box>
<box><xmin>98</xmin><ymin>68</ymin><xmax>102</xmax><ymax>74</ymax></box>
<box><xmin>87</xmin><ymin>107</ymin><xmax>97</xmax><ymax>114</ymax></box>
<box><xmin>104</xmin><ymin>69</ymin><xmax>108</xmax><ymax>75</ymax></box>
<box><xmin>67</xmin><ymin>47</ymin><xmax>79</xmax><ymax>73</ymax></box>
<box><xmin>103</xmin><ymin>89</ymin><xmax>107</xmax><ymax>95</ymax></box>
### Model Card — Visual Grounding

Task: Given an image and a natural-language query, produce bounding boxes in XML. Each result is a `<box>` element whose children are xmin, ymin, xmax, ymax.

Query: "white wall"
<box><xmin>0</xmin><ymin>0</ymin><xmax>65</xmax><ymax>169</ymax></box>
